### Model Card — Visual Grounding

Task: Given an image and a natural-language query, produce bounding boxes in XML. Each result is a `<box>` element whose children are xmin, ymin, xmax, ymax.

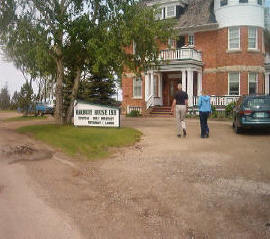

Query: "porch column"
<box><xmin>158</xmin><ymin>73</ymin><xmax>162</xmax><ymax>98</ymax></box>
<box><xmin>187</xmin><ymin>69</ymin><xmax>194</xmax><ymax>107</ymax></box>
<box><xmin>266</xmin><ymin>73</ymin><xmax>270</xmax><ymax>95</ymax></box>
<box><xmin>182</xmin><ymin>70</ymin><xmax>186</xmax><ymax>92</ymax></box>
<box><xmin>145</xmin><ymin>73</ymin><xmax>149</xmax><ymax>100</ymax></box>
<box><xmin>198</xmin><ymin>70</ymin><xmax>202</xmax><ymax>96</ymax></box>
<box><xmin>150</xmin><ymin>71</ymin><xmax>154</xmax><ymax>96</ymax></box>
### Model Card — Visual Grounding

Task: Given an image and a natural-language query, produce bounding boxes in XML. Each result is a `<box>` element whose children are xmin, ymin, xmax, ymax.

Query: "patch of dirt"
<box><xmin>1</xmin><ymin>115</ymin><xmax>270</xmax><ymax>238</ymax></box>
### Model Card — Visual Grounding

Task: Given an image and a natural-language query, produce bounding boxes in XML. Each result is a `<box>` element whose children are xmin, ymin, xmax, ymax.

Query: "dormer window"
<box><xmin>239</xmin><ymin>0</ymin><xmax>248</xmax><ymax>3</ymax></box>
<box><xmin>257</xmin><ymin>0</ymin><xmax>262</xmax><ymax>5</ymax></box>
<box><xmin>166</xmin><ymin>5</ymin><xmax>176</xmax><ymax>18</ymax></box>
<box><xmin>220</xmin><ymin>0</ymin><xmax>228</xmax><ymax>7</ymax></box>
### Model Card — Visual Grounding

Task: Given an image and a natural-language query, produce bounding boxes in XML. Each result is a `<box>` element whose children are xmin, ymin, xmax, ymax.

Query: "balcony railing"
<box><xmin>159</xmin><ymin>47</ymin><xmax>202</xmax><ymax>62</ymax></box>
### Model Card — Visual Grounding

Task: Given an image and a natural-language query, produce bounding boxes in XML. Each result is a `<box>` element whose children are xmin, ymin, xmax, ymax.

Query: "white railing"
<box><xmin>146</xmin><ymin>95</ymin><xmax>154</xmax><ymax>110</ymax></box>
<box><xmin>193</xmin><ymin>95</ymin><xmax>240</xmax><ymax>109</ymax></box>
<box><xmin>127</xmin><ymin>106</ymin><xmax>142</xmax><ymax>114</ymax></box>
<box><xmin>159</xmin><ymin>47</ymin><xmax>202</xmax><ymax>62</ymax></box>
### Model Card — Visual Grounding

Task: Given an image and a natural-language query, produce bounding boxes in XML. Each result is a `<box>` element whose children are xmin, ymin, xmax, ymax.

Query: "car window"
<box><xmin>243</xmin><ymin>97</ymin><xmax>270</xmax><ymax>110</ymax></box>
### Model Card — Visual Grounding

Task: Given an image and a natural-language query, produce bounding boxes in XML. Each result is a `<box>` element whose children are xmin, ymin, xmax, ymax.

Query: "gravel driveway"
<box><xmin>0</xmin><ymin>113</ymin><xmax>270</xmax><ymax>238</ymax></box>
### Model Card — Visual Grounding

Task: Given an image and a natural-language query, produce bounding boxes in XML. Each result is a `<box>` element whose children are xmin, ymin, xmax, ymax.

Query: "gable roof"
<box><xmin>146</xmin><ymin>0</ymin><xmax>218</xmax><ymax>31</ymax></box>
<box><xmin>176</xmin><ymin>0</ymin><xmax>217</xmax><ymax>30</ymax></box>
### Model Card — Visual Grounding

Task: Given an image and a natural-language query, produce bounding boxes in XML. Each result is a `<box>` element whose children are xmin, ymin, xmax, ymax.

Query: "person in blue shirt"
<box><xmin>198</xmin><ymin>90</ymin><xmax>211</xmax><ymax>138</ymax></box>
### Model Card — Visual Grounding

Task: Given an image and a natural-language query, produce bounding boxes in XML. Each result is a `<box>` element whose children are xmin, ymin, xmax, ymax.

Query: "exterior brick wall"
<box><xmin>121</xmin><ymin>26</ymin><xmax>265</xmax><ymax>114</ymax></box>
<box><xmin>121</xmin><ymin>75</ymin><xmax>146</xmax><ymax>114</ymax></box>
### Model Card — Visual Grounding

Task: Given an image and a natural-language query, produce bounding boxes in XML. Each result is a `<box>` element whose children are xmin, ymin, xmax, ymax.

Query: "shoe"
<box><xmin>201</xmin><ymin>135</ymin><xmax>205</xmax><ymax>138</ymax></box>
<box><xmin>183</xmin><ymin>129</ymin><xmax>187</xmax><ymax>137</ymax></box>
<box><xmin>177</xmin><ymin>134</ymin><xmax>181</xmax><ymax>138</ymax></box>
<box><xmin>206</xmin><ymin>133</ymin><xmax>209</xmax><ymax>138</ymax></box>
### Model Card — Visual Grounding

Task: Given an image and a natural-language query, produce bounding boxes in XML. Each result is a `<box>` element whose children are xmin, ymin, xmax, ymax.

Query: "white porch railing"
<box><xmin>159</xmin><ymin>48</ymin><xmax>202</xmax><ymax>62</ymax></box>
<box><xmin>146</xmin><ymin>95</ymin><xmax>154</xmax><ymax>110</ymax></box>
<box><xmin>193</xmin><ymin>95</ymin><xmax>240</xmax><ymax>109</ymax></box>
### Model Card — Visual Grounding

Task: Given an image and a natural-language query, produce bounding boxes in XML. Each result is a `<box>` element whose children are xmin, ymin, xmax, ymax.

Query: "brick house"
<box><xmin>121</xmin><ymin>0</ymin><xmax>269</xmax><ymax>115</ymax></box>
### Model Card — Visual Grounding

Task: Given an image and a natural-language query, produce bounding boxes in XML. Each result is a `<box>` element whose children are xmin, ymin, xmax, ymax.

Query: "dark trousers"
<box><xmin>199</xmin><ymin>111</ymin><xmax>210</xmax><ymax>137</ymax></box>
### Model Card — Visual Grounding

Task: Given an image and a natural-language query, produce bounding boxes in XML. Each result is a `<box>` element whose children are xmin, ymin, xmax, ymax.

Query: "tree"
<box><xmin>10</xmin><ymin>91</ymin><xmax>20</xmax><ymax>110</ymax></box>
<box><xmin>18</xmin><ymin>81</ymin><xmax>34</xmax><ymax>116</ymax></box>
<box><xmin>78</xmin><ymin>75</ymin><xmax>116</xmax><ymax>106</ymax></box>
<box><xmin>0</xmin><ymin>0</ymin><xmax>175</xmax><ymax>124</ymax></box>
<box><xmin>0</xmin><ymin>85</ymin><xmax>10</xmax><ymax>110</ymax></box>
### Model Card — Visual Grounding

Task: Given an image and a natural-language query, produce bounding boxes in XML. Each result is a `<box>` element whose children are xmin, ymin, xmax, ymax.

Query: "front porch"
<box><xmin>145</xmin><ymin>69</ymin><xmax>203</xmax><ymax>109</ymax></box>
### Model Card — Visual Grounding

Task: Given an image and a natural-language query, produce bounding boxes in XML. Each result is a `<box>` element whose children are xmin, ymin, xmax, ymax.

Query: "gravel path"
<box><xmin>1</xmin><ymin>113</ymin><xmax>270</xmax><ymax>238</ymax></box>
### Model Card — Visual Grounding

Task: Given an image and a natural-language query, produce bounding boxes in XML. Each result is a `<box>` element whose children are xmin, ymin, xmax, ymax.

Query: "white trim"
<box><xmin>248</xmin><ymin>72</ymin><xmax>258</xmax><ymax>95</ymax></box>
<box><xmin>228</xmin><ymin>27</ymin><xmax>240</xmax><ymax>50</ymax></box>
<box><xmin>248</xmin><ymin>26</ymin><xmax>258</xmax><ymax>50</ymax></box>
<box><xmin>228</xmin><ymin>72</ymin><xmax>240</xmax><ymax>95</ymax></box>
<box><xmin>165</xmin><ymin>5</ymin><xmax>176</xmax><ymax>18</ymax></box>
<box><xmin>266</xmin><ymin>73</ymin><xmax>270</xmax><ymax>95</ymax></box>
<box><xmin>144</xmin><ymin>74</ymin><xmax>149</xmax><ymax>101</ymax></box>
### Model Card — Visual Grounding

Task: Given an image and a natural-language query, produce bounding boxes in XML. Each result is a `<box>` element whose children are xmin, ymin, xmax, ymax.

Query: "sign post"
<box><xmin>74</xmin><ymin>100</ymin><xmax>120</xmax><ymax>127</ymax></box>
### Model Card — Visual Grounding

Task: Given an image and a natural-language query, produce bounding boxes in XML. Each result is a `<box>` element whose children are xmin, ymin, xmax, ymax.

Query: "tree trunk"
<box><xmin>65</xmin><ymin>67</ymin><xmax>81</xmax><ymax>124</ymax></box>
<box><xmin>54</xmin><ymin>54</ymin><xmax>64</xmax><ymax>125</ymax></box>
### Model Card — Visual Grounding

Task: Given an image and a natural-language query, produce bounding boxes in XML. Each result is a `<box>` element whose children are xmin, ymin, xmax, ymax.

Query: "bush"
<box><xmin>225</xmin><ymin>101</ymin><xmax>236</xmax><ymax>117</ymax></box>
<box><xmin>126</xmin><ymin>110</ymin><xmax>141</xmax><ymax>117</ymax></box>
<box><xmin>210</xmin><ymin>105</ymin><xmax>218</xmax><ymax>118</ymax></box>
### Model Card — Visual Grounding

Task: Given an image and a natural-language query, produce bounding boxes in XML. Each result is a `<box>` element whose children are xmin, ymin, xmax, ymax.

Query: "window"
<box><xmin>229</xmin><ymin>72</ymin><xmax>240</xmax><ymax>95</ymax></box>
<box><xmin>166</xmin><ymin>5</ymin><xmax>176</xmax><ymax>18</ymax></box>
<box><xmin>188</xmin><ymin>34</ymin><xmax>194</xmax><ymax>46</ymax></box>
<box><xmin>248</xmin><ymin>73</ymin><xmax>257</xmax><ymax>95</ymax></box>
<box><xmin>133</xmin><ymin>78</ymin><xmax>142</xmax><ymax>98</ymax></box>
<box><xmin>168</xmin><ymin>38</ymin><xmax>175</xmax><ymax>48</ymax></box>
<box><xmin>257</xmin><ymin>0</ymin><xmax>262</xmax><ymax>5</ymax></box>
<box><xmin>248</xmin><ymin>27</ymin><xmax>257</xmax><ymax>49</ymax></box>
<box><xmin>220</xmin><ymin>0</ymin><xmax>228</xmax><ymax>7</ymax></box>
<box><xmin>228</xmin><ymin>27</ymin><xmax>240</xmax><ymax>50</ymax></box>
<box><xmin>239</xmin><ymin>0</ymin><xmax>248</xmax><ymax>3</ymax></box>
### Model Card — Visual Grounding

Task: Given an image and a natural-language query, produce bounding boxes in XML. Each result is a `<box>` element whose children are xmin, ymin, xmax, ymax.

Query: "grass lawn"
<box><xmin>17</xmin><ymin>124</ymin><xmax>142</xmax><ymax>159</ymax></box>
<box><xmin>4</xmin><ymin>115</ymin><xmax>47</xmax><ymax>122</ymax></box>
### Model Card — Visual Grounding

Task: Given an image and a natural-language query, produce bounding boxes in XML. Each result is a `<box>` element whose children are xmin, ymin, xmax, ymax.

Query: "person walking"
<box><xmin>198</xmin><ymin>91</ymin><xmax>211</xmax><ymax>138</ymax></box>
<box><xmin>171</xmin><ymin>83</ymin><xmax>188</xmax><ymax>138</ymax></box>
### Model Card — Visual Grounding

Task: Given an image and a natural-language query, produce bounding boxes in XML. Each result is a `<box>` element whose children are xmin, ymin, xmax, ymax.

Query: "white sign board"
<box><xmin>74</xmin><ymin>101</ymin><xmax>120</xmax><ymax>127</ymax></box>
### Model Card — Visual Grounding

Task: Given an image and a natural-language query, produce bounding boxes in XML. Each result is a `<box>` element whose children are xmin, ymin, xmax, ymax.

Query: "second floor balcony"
<box><xmin>159</xmin><ymin>47</ymin><xmax>202</xmax><ymax>62</ymax></box>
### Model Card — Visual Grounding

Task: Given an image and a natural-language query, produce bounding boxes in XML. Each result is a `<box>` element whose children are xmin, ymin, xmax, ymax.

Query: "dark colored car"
<box><xmin>233</xmin><ymin>95</ymin><xmax>270</xmax><ymax>133</ymax></box>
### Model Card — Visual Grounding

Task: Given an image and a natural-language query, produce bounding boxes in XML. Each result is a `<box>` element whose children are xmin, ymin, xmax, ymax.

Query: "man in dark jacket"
<box><xmin>171</xmin><ymin>83</ymin><xmax>188</xmax><ymax>138</ymax></box>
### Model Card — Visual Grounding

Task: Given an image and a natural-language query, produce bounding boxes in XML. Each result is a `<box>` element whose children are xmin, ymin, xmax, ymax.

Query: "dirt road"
<box><xmin>0</xmin><ymin>113</ymin><xmax>270</xmax><ymax>238</ymax></box>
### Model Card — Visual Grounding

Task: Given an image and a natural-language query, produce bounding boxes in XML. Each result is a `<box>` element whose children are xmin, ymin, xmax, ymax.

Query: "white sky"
<box><xmin>0</xmin><ymin>0</ymin><xmax>270</xmax><ymax>97</ymax></box>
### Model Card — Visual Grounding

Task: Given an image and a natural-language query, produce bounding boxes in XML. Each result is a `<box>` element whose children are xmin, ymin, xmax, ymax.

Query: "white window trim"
<box><xmin>248</xmin><ymin>27</ymin><xmax>258</xmax><ymax>50</ymax></box>
<box><xmin>165</xmin><ymin>5</ymin><xmax>176</xmax><ymax>19</ymax></box>
<box><xmin>133</xmin><ymin>78</ymin><xmax>143</xmax><ymax>99</ymax></box>
<box><xmin>248</xmin><ymin>72</ymin><xmax>258</xmax><ymax>95</ymax></box>
<box><xmin>132</xmin><ymin>40</ymin><xmax>136</xmax><ymax>55</ymax></box>
<box><xmin>228</xmin><ymin>72</ymin><xmax>240</xmax><ymax>96</ymax></box>
<box><xmin>228</xmin><ymin>27</ymin><xmax>241</xmax><ymax>50</ymax></box>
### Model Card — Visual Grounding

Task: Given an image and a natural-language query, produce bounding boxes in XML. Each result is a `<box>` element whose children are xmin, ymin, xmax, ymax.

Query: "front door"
<box><xmin>169</xmin><ymin>79</ymin><xmax>179</xmax><ymax>105</ymax></box>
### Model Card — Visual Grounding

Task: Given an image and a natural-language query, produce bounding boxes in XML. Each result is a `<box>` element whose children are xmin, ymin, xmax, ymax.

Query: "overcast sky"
<box><xmin>1</xmin><ymin>0</ymin><xmax>270</xmax><ymax>97</ymax></box>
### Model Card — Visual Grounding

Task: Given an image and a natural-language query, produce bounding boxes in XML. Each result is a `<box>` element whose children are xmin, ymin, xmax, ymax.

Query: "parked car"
<box><xmin>35</xmin><ymin>102</ymin><xmax>54</xmax><ymax>116</ymax></box>
<box><xmin>233</xmin><ymin>95</ymin><xmax>270</xmax><ymax>133</ymax></box>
